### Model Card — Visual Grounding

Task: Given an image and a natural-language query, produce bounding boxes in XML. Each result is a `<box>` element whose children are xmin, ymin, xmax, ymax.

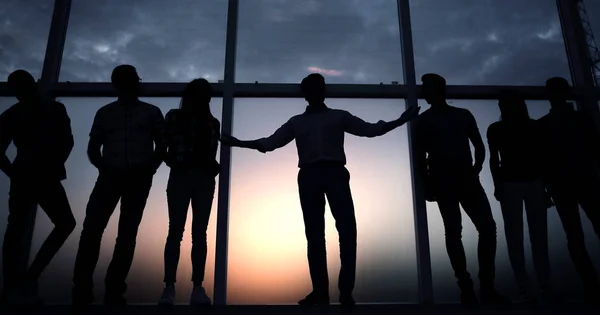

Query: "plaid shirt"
<box><xmin>163</xmin><ymin>109</ymin><xmax>220</xmax><ymax>173</ymax></box>
<box><xmin>90</xmin><ymin>100</ymin><xmax>165</xmax><ymax>171</ymax></box>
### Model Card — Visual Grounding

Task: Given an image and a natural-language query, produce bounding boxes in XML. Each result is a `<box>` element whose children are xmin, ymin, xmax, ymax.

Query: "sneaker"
<box><xmin>298</xmin><ymin>292</ymin><xmax>330</xmax><ymax>306</ymax></box>
<box><xmin>190</xmin><ymin>286</ymin><xmax>211</xmax><ymax>306</ymax></box>
<box><xmin>515</xmin><ymin>287</ymin><xmax>536</xmax><ymax>305</ymax></box>
<box><xmin>460</xmin><ymin>289</ymin><xmax>479</xmax><ymax>310</ymax></box>
<box><xmin>480</xmin><ymin>289</ymin><xmax>511</xmax><ymax>307</ymax></box>
<box><xmin>104</xmin><ymin>294</ymin><xmax>127</xmax><ymax>307</ymax></box>
<box><xmin>458</xmin><ymin>280</ymin><xmax>478</xmax><ymax>310</ymax></box>
<box><xmin>158</xmin><ymin>285</ymin><xmax>175</xmax><ymax>307</ymax></box>
<box><xmin>340</xmin><ymin>294</ymin><xmax>355</xmax><ymax>309</ymax></box>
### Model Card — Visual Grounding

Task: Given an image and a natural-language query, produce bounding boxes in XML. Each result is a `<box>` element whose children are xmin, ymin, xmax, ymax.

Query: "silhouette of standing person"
<box><xmin>71</xmin><ymin>65</ymin><xmax>165</xmax><ymax>308</ymax></box>
<box><xmin>415</xmin><ymin>73</ymin><xmax>509</xmax><ymax>309</ymax></box>
<box><xmin>487</xmin><ymin>91</ymin><xmax>554</xmax><ymax>304</ymax></box>
<box><xmin>539</xmin><ymin>77</ymin><xmax>600</xmax><ymax>304</ymax></box>
<box><xmin>0</xmin><ymin>70</ymin><xmax>76</xmax><ymax>306</ymax></box>
<box><xmin>158</xmin><ymin>79</ymin><xmax>220</xmax><ymax>307</ymax></box>
<box><xmin>220</xmin><ymin>73</ymin><xmax>420</xmax><ymax>308</ymax></box>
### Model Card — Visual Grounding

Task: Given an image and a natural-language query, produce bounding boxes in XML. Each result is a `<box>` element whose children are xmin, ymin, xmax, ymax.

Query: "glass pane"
<box><xmin>0</xmin><ymin>0</ymin><xmax>53</xmax><ymax>80</ymax></box>
<box><xmin>23</xmin><ymin>97</ymin><xmax>223</xmax><ymax>304</ymax></box>
<box><xmin>236</xmin><ymin>0</ymin><xmax>403</xmax><ymax>84</ymax></box>
<box><xmin>228</xmin><ymin>98</ymin><xmax>417</xmax><ymax>304</ymax></box>
<box><xmin>0</xmin><ymin>98</ymin><xmax>18</xmax><ymax>293</ymax></box>
<box><xmin>60</xmin><ymin>0</ymin><xmax>228</xmax><ymax>82</ymax></box>
<box><xmin>584</xmin><ymin>0</ymin><xmax>600</xmax><ymax>85</ymax></box>
<box><xmin>410</xmin><ymin>0</ymin><xmax>571</xmax><ymax>85</ymax></box>
<box><xmin>419</xmin><ymin>99</ymin><xmax>600</xmax><ymax>302</ymax></box>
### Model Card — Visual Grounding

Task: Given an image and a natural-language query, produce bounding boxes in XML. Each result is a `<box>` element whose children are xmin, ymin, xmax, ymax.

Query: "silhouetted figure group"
<box><xmin>0</xmin><ymin>66</ymin><xmax>599</xmax><ymax>311</ymax></box>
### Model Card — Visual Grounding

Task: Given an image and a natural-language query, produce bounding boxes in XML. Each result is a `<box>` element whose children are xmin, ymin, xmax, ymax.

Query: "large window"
<box><xmin>0</xmin><ymin>0</ymin><xmax>53</xmax><ymax>80</ymax></box>
<box><xmin>26</xmin><ymin>97</ymin><xmax>223</xmax><ymax>304</ymax></box>
<box><xmin>60</xmin><ymin>0</ymin><xmax>228</xmax><ymax>82</ymax></box>
<box><xmin>419</xmin><ymin>99</ymin><xmax>600</xmax><ymax>302</ymax></box>
<box><xmin>410</xmin><ymin>0</ymin><xmax>571</xmax><ymax>86</ymax></box>
<box><xmin>236</xmin><ymin>0</ymin><xmax>403</xmax><ymax>84</ymax></box>
<box><xmin>227</xmin><ymin>98</ymin><xmax>417</xmax><ymax>304</ymax></box>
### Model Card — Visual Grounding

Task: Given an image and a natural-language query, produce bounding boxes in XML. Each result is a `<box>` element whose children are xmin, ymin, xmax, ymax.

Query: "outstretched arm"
<box><xmin>467</xmin><ymin>111</ymin><xmax>485</xmax><ymax>175</ymax></box>
<box><xmin>222</xmin><ymin>120</ymin><xmax>295</xmax><ymax>153</ymax></box>
<box><xmin>0</xmin><ymin>112</ymin><xmax>14</xmax><ymax>178</ymax></box>
<box><xmin>344</xmin><ymin>106</ymin><xmax>420</xmax><ymax>138</ymax></box>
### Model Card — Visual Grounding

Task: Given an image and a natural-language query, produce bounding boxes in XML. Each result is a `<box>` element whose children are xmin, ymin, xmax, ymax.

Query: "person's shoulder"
<box><xmin>487</xmin><ymin>121</ymin><xmax>501</xmax><ymax>135</ymax></box>
<box><xmin>50</xmin><ymin>100</ymin><xmax>68</xmax><ymax>112</ymax></box>
<box><xmin>139</xmin><ymin>101</ymin><xmax>162</xmax><ymax>112</ymax></box>
<box><xmin>0</xmin><ymin>103</ymin><xmax>19</xmax><ymax>122</ymax></box>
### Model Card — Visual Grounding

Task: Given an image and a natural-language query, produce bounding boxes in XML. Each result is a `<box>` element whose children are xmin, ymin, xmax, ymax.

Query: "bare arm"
<box><xmin>487</xmin><ymin>125</ymin><xmax>502</xmax><ymax>194</ymax></box>
<box><xmin>467</xmin><ymin>111</ymin><xmax>485</xmax><ymax>174</ymax></box>
<box><xmin>0</xmin><ymin>112</ymin><xmax>13</xmax><ymax>177</ymax></box>
<box><xmin>151</xmin><ymin>108</ymin><xmax>166</xmax><ymax>169</ymax></box>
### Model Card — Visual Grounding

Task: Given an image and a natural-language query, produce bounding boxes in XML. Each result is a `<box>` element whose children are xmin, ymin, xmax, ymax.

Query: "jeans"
<box><xmin>433</xmin><ymin>173</ymin><xmax>498</xmax><ymax>290</ymax></box>
<box><xmin>163</xmin><ymin>168</ymin><xmax>215</xmax><ymax>285</ymax></box>
<box><xmin>3</xmin><ymin>177</ymin><xmax>76</xmax><ymax>292</ymax></box>
<box><xmin>546</xmin><ymin>171</ymin><xmax>600</xmax><ymax>294</ymax></box>
<box><xmin>297</xmin><ymin>163</ymin><xmax>357</xmax><ymax>297</ymax></box>
<box><xmin>500</xmin><ymin>179</ymin><xmax>550</xmax><ymax>290</ymax></box>
<box><xmin>72</xmin><ymin>170</ymin><xmax>153</xmax><ymax>299</ymax></box>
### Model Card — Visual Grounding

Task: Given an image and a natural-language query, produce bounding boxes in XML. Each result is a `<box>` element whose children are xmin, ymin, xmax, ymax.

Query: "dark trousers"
<box><xmin>2</xmin><ymin>177</ymin><xmax>76</xmax><ymax>292</ymax></box>
<box><xmin>72</xmin><ymin>170</ymin><xmax>153</xmax><ymax>299</ymax></box>
<box><xmin>297</xmin><ymin>164</ymin><xmax>357</xmax><ymax>297</ymax></box>
<box><xmin>434</xmin><ymin>173</ymin><xmax>498</xmax><ymax>290</ymax></box>
<box><xmin>546</xmin><ymin>172</ymin><xmax>600</xmax><ymax>294</ymax></box>
<box><xmin>500</xmin><ymin>179</ymin><xmax>550</xmax><ymax>290</ymax></box>
<box><xmin>163</xmin><ymin>168</ymin><xmax>215</xmax><ymax>285</ymax></box>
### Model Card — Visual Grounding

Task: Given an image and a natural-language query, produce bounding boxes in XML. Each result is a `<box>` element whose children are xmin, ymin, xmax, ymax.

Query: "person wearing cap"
<box><xmin>415</xmin><ymin>73</ymin><xmax>509</xmax><ymax>309</ymax></box>
<box><xmin>0</xmin><ymin>70</ymin><xmax>76</xmax><ymax>306</ymax></box>
<box><xmin>487</xmin><ymin>91</ymin><xmax>555</xmax><ymax>304</ymax></box>
<box><xmin>220</xmin><ymin>73</ymin><xmax>420</xmax><ymax>308</ymax></box>
<box><xmin>538</xmin><ymin>77</ymin><xmax>600</xmax><ymax>304</ymax></box>
<box><xmin>71</xmin><ymin>65</ymin><xmax>166</xmax><ymax>308</ymax></box>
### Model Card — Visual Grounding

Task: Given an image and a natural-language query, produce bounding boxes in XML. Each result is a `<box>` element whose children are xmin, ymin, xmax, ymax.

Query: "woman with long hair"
<box><xmin>158</xmin><ymin>79</ymin><xmax>220</xmax><ymax>306</ymax></box>
<box><xmin>486</xmin><ymin>91</ymin><xmax>554</xmax><ymax>304</ymax></box>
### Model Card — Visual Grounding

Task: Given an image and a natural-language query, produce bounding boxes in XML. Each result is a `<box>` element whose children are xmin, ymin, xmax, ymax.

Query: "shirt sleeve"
<box><xmin>342</xmin><ymin>111</ymin><xmax>386</xmax><ymax>138</ymax></box>
<box><xmin>152</xmin><ymin>106</ymin><xmax>166</xmax><ymax>143</ymax></box>
<box><xmin>0</xmin><ymin>110</ymin><xmax>13</xmax><ymax>153</ymax></box>
<box><xmin>257</xmin><ymin>119</ymin><xmax>295</xmax><ymax>152</ymax></box>
<box><xmin>89</xmin><ymin>108</ymin><xmax>105</xmax><ymax>139</ymax></box>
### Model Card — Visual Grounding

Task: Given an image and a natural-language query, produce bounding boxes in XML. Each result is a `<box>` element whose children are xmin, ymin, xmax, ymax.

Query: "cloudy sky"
<box><xmin>1</xmin><ymin>0</ymin><xmax>600</xmax><ymax>306</ymax></box>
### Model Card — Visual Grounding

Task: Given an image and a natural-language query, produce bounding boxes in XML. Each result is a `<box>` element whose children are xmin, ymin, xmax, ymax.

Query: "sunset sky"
<box><xmin>1</xmin><ymin>0</ymin><xmax>600</xmax><ymax>305</ymax></box>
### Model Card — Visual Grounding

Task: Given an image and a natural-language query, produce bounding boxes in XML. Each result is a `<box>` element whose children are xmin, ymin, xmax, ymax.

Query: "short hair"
<box><xmin>7</xmin><ymin>69</ymin><xmax>35</xmax><ymax>89</ymax></box>
<box><xmin>421</xmin><ymin>73</ymin><xmax>446</xmax><ymax>86</ymax></box>
<box><xmin>111</xmin><ymin>64</ymin><xmax>139</xmax><ymax>85</ymax></box>
<box><xmin>545</xmin><ymin>77</ymin><xmax>570</xmax><ymax>90</ymax></box>
<box><xmin>301</xmin><ymin>73</ymin><xmax>326</xmax><ymax>93</ymax></box>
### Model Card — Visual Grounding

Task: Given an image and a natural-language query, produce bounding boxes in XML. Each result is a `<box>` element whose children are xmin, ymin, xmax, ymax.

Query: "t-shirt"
<box><xmin>487</xmin><ymin>119</ymin><xmax>542</xmax><ymax>181</ymax></box>
<box><xmin>0</xmin><ymin>100</ymin><xmax>73</xmax><ymax>180</ymax></box>
<box><xmin>415</xmin><ymin>105</ymin><xmax>480</xmax><ymax>177</ymax></box>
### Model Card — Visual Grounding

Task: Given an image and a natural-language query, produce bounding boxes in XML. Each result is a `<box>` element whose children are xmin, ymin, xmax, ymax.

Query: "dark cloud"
<box><xmin>0</xmin><ymin>0</ymin><xmax>589</xmax><ymax>85</ymax></box>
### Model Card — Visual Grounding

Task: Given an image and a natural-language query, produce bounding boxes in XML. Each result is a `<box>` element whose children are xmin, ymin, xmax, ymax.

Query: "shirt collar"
<box><xmin>305</xmin><ymin>103</ymin><xmax>329</xmax><ymax>114</ymax></box>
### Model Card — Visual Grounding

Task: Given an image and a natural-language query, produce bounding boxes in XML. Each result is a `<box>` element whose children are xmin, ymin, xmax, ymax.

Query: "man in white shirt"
<box><xmin>220</xmin><ymin>73</ymin><xmax>420</xmax><ymax>308</ymax></box>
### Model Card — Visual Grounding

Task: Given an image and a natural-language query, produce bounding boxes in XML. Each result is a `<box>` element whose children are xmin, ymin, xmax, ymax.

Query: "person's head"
<box><xmin>545</xmin><ymin>77</ymin><xmax>571</xmax><ymax>108</ymax></box>
<box><xmin>7</xmin><ymin>70</ymin><xmax>38</xmax><ymax>103</ymax></box>
<box><xmin>498</xmin><ymin>90</ymin><xmax>530</xmax><ymax>123</ymax></box>
<box><xmin>301</xmin><ymin>73</ymin><xmax>326</xmax><ymax>104</ymax></box>
<box><xmin>111</xmin><ymin>65</ymin><xmax>140</xmax><ymax>99</ymax></box>
<box><xmin>421</xmin><ymin>73</ymin><xmax>447</xmax><ymax>106</ymax></box>
<box><xmin>180</xmin><ymin>78</ymin><xmax>213</xmax><ymax>116</ymax></box>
